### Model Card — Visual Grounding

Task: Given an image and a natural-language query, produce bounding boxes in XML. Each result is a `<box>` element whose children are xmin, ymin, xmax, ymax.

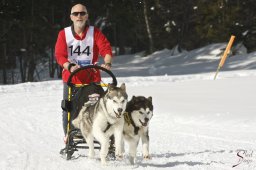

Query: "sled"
<box><xmin>59</xmin><ymin>65</ymin><xmax>117</xmax><ymax>160</ymax></box>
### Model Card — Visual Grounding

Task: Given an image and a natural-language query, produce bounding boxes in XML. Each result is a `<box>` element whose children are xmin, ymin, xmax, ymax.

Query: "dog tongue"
<box><xmin>114</xmin><ymin>110</ymin><xmax>121</xmax><ymax>118</ymax></box>
<box><xmin>140</xmin><ymin>120</ymin><xmax>147</xmax><ymax>126</ymax></box>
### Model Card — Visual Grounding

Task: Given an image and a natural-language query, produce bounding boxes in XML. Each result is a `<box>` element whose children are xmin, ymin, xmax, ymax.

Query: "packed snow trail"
<box><xmin>0</xmin><ymin>74</ymin><xmax>256</xmax><ymax>170</ymax></box>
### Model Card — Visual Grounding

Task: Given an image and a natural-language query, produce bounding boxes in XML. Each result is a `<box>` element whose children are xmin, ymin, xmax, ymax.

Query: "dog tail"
<box><xmin>72</xmin><ymin>101</ymin><xmax>92</xmax><ymax>128</ymax></box>
<box><xmin>72</xmin><ymin>116</ymin><xmax>81</xmax><ymax>129</ymax></box>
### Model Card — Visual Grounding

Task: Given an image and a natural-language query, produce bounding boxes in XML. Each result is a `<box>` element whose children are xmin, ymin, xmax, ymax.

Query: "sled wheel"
<box><xmin>59</xmin><ymin>145</ymin><xmax>74</xmax><ymax>160</ymax></box>
<box><xmin>66</xmin><ymin>151</ymin><xmax>73</xmax><ymax>160</ymax></box>
<box><xmin>67</xmin><ymin>65</ymin><xmax>117</xmax><ymax>87</ymax></box>
<box><xmin>66</xmin><ymin>134</ymin><xmax>75</xmax><ymax>160</ymax></box>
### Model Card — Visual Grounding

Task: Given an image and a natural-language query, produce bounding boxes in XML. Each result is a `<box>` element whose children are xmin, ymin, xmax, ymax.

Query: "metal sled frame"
<box><xmin>61</xmin><ymin>65</ymin><xmax>117</xmax><ymax>160</ymax></box>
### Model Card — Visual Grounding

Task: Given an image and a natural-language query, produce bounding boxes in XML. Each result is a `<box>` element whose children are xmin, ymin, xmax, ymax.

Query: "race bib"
<box><xmin>65</xmin><ymin>26</ymin><xmax>94</xmax><ymax>66</ymax></box>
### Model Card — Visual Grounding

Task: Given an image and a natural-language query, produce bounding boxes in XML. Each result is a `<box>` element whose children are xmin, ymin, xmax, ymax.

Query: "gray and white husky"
<box><xmin>122</xmin><ymin>96</ymin><xmax>153</xmax><ymax>164</ymax></box>
<box><xmin>72</xmin><ymin>83</ymin><xmax>128</xmax><ymax>165</ymax></box>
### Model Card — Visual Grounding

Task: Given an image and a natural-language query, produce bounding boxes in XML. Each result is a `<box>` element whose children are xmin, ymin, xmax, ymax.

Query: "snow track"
<box><xmin>0</xmin><ymin>75</ymin><xmax>256</xmax><ymax>170</ymax></box>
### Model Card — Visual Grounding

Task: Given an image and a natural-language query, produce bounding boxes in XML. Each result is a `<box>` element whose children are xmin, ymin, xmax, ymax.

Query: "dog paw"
<box><xmin>101</xmin><ymin>160</ymin><xmax>108</xmax><ymax>166</ymax></box>
<box><xmin>88</xmin><ymin>149</ymin><xmax>95</xmax><ymax>159</ymax></box>
<box><xmin>129</xmin><ymin>156</ymin><xmax>135</xmax><ymax>165</ymax></box>
<box><xmin>115</xmin><ymin>154</ymin><xmax>123</xmax><ymax>160</ymax></box>
<box><xmin>143</xmin><ymin>155</ymin><xmax>151</xmax><ymax>160</ymax></box>
<box><xmin>88</xmin><ymin>153</ymin><xmax>95</xmax><ymax>159</ymax></box>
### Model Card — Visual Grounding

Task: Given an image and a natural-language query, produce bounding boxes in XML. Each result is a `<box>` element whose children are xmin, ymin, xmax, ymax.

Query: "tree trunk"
<box><xmin>27</xmin><ymin>0</ymin><xmax>35</xmax><ymax>82</ymax></box>
<box><xmin>19</xmin><ymin>55</ymin><xmax>25</xmax><ymax>82</ymax></box>
<box><xmin>27</xmin><ymin>54</ymin><xmax>35</xmax><ymax>82</ymax></box>
<box><xmin>2</xmin><ymin>67</ymin><xmax>7</xmax><ymax>84</ymax></box>
<box><xmin>143</xmin><ymin>0</ymin><xmax>154</xmax><ymax>53</ymax></box>
<box><xmin>49</xmin><ymin>47</ymin><xmax>55</xmax><ymax>78</ymax></box>
<box><xmin>57</xmin><ymin>65</ymin><xmax>62</xmax><ymax>78</ymax></box>
<box><xmin>2</xmin><ymin>18</ymin><xmax>7</xmax><ymax>84</ymax></box>
<box><xmin>49</xmin><ymin>5</ymin><xmax>55</xmax><ymax>78</ymax></box>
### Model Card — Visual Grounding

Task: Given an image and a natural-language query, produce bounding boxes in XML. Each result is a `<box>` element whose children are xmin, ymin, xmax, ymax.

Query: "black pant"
<box><xmin>62</xmin><ymin>83</ymin><xmax>79</xmax><ymax>135</ymax></box>
<box><xmin>62</xmin><ymin>83</ymin><xmax>104</xmax><ymax>135</ymax></box>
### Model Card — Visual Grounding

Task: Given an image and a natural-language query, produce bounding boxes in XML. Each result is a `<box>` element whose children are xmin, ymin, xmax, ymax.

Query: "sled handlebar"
<box><xmin>67</xmin><ymin>65</ymin><xmax>117</xmax><ymax>87</ymax></box>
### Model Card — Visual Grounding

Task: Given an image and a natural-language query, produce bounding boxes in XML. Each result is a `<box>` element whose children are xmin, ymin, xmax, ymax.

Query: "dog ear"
<box><xmin>107</xmin><ymin>83</ymin><xmax>115</xmax><ymax>91</ymax></box>
<box><xmin>148</xmin><ymin>96</ymin><xmax>152</xmax><ymax>102</ymax></box>
<box><xmin>131</xmin><ymin>95</ymin><xmax>136</xmax><ymax>102</ymax></box>
<box><xmin>129</xmin><ymin>96</ymin><xmax>136</xmax><ymax>104</ymax></box>
<box><xmin>120</xmin><ymin>83</ymin><xmax>126</xmax><ymax>91</ymax></box>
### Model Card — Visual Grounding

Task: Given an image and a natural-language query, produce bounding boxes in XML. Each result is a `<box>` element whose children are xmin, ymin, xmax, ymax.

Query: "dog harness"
<box><xmin>103</xmin><ymin>122</ymin><xmax>112</xmax><ymax>133</ymax></box>
<box><xmin>125</xmin><ymin>111</ymin><xmax>140</xmax><ymax>135</ymax></box>
<box><xmin>124</xmin><ymin>112</ymin><xmax>131</xmax><ymax>126</ymax></box>
<box><xmin>65</xmin><ymin>26</ymin><xmax>94</xmax><ymax>66</ymax></box>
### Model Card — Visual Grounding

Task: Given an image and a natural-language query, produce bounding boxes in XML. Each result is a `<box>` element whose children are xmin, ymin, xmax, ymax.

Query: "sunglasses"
<box><xmin>71</xmin><ymin>11</ymin><xmax>87</xmax><ymax>16</ymax></box>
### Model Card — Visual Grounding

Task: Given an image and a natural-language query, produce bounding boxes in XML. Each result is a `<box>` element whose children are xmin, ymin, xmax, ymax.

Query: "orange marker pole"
<box><xmin>214</xmin><ymin>35</ymin><xmax>235</xmax><ymax>80</ymax></box>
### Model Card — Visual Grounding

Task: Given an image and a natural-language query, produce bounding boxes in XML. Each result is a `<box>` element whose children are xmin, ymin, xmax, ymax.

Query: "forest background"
<box><xmin>0</xmin><ymin>0</ymin><xmax>255</xmax><ymax>84</ymax></box>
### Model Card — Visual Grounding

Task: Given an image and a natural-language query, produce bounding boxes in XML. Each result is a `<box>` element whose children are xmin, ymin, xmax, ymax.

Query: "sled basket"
<box><xmin>60</xmin><ymin>65</ymin><xmax>117</xmax><ymax>160</ymax></box>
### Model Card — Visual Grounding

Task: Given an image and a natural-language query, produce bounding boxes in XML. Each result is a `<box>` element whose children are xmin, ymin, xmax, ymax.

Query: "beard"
<box><xmin>74</xmin><ymin>20</ymin><xmax>86</xmax><ymax>29</ymax></box>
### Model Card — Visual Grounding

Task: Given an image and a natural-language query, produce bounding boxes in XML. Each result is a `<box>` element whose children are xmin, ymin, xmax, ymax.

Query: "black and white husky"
<box><xmin>72</xmin><ymin>83</ymin><xmax>128</xmax><ymax>165</ymax></box>
<box><xmin>122</xmin><ymin>96</ymin><xmax>153</xmax><ymax>164</ymax></box>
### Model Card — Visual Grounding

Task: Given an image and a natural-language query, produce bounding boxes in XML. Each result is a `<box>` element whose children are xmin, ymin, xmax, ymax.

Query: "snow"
<box><xmin>1</xmin><ymin>43</ymin><xmax>256</xmax><ymax>170</ymax></box>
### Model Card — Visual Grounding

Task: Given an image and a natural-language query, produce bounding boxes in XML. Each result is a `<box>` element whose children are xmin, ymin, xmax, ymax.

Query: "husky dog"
<box><xmin>123</xmin><ymin>96</ymin><xmax>153</xmax><ymax>164</ymax></box>
<box><xmin>72</xmin><ymin>83</ymin><xmax>128</xmax><ymax>165</ymax></box>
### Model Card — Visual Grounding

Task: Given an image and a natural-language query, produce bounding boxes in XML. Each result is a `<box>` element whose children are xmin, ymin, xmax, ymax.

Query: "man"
<box><xmin>55</xmin><ymin>3</ymin><xmax>113</xmax><ymax>143</ymax></box>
